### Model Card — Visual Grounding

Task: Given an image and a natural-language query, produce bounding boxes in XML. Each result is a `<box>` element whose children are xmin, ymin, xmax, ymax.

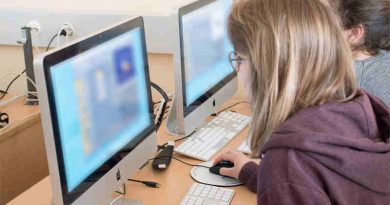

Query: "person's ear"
<box><xmin>346</xmin><ymin>24</ymin><xmax>365</xmax><ymax>46</ymax></box>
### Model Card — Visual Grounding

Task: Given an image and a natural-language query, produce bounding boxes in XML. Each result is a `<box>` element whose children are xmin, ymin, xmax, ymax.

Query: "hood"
<box><xmin>261</xmin><ymin>89</ymin><xmax>390</xmax><ymax>194</ymax></box>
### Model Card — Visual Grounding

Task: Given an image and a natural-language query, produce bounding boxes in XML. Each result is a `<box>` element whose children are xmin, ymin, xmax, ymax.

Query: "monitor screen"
<box><xmin>49</xmin><ymin>27</ymin><xmax>152</xmax><ymax>192</ymax></box>
<box><xmin>181</xmin><ymin>0</ymin><xmax>234</xmax><ymax>107</ymax></box>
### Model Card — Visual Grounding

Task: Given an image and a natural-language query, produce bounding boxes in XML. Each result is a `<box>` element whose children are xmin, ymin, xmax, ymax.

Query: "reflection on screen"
<box><xmin>50</xmin><ymin>28</ymin><xmax>151</xmax><ymax>192</ymax></box>
<box><xmin>182</xmin><ymin>0</ymin><xmax>234</xmax><ymax>106</ymax></box>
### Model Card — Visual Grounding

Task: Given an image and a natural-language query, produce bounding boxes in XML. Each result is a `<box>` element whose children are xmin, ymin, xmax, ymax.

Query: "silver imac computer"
<box><xmin>34</xmin><ymin>17</ymin><xmax>157</xmax><ymax>205</ymax></box>
<box><xmin>166</xmin><ymin>0</ymin><xmax>236</xmax><ymax>136</ymax></box>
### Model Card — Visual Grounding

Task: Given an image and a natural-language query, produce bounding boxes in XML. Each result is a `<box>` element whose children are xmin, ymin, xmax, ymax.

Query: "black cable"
<box><xmin>171</xmin><ymin>156</ymin><xmax>211</xmax><ymax>169</ymax></box>
<box><xmin>153</xmin><ymin>97</ymin><xmax>172</xmax><ymax>108</ymax></box>
<box><xmin>172</xmin><ymin>129</ymin><xmax>196</xmax><ymax>142</ymax></box>
<box><xmin>127</xmin><ymin>179</ymin><xmax>161</xmax><ymax>188</ymax></box>
<box><xmin>118</xmin><ymin>123</ymin><xmax>187</xmax><ymax>155</ymax></box>
<box><xmin>0</xmin><ymin>70</ymin><xmax>26</xmax><ymax>101</ymax></box>
<box><xmin>46</xmin><ymin>34</ymin><xmax>58</xmax><ymax>51</ymax></box>
<box><xmin>0</xmin><ymin>34</ymin><xmax>58</xmax><ymax>101</ymax></box>
<box><xmin>148</xmin><ymin>156</ymin><xmax>210</xmax><ymax>169</ymax></box>
<box><xmin>157</xmin><ymin>129</ymin><xmax>197</xmax><ymax>150</ymax></box>
<box><xmin>153</xmin><ymin>98</ymin><xmax>172</xmax><ymax>105</ymax></box>
<box><xmin>217</xmin><ymin>101</ymin><xmax>251</xmax><ymax>114</ymax></box>
<box><xmin>150</xmin><ymin>82</ymin><xmax>169</xmax><ymax>131</ymax></box>
<box><xmin>115</xmin><ymin>183</ymin><xmax>126</xmax><ymax>195</ymax></box>
<box><xmin>144</xmin><ymin>156</ymin><xmax>243</xmax><ymax>188</ymax></box>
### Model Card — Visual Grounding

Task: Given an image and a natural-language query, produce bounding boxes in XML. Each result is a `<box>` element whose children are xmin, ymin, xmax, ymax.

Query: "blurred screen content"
<box><xmin>50</xmin><ymin>28</ymin><xmax>151</xmax><ymax>192</ymax></box>
<box><xmin>182</xmin><ymin>0</ymin><xmax>234</xmax><ymax>106</ymax></box>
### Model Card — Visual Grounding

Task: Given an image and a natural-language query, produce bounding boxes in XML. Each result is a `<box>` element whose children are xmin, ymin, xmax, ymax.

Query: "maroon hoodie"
<box><xmin>238</xmin><ymin>90</ymin><xmax>390</xmax><ymax>205</ymax></box>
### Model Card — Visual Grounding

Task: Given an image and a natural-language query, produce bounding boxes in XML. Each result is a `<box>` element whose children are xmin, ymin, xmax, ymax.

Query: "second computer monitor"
<box><xmin>167</xmin><ymin>0</ymin><xmax>236</xmax><ymax>136</ymax></box>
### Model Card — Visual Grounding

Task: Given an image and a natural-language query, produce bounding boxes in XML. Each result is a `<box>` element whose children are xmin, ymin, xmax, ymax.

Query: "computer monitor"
<box><xmin>167</xmin><ymin>0</ymin><xmax>236</xmax><ymax>136</ymax></box>
<box><xmin>34</xmin><ymin>17</ymin><xmax>157</xmax><ymax>205</ymax></box>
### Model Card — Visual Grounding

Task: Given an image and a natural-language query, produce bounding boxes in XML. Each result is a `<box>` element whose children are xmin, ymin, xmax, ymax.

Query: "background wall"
<box><xmin>0</xmin><ymin>0</ymin><xmax>245</xmax><ymax>97</ymax></box>
<box><xmin>0</xmin><ymin>0</ymin><xmax>187</xmax><ymax>94</ymax></box>
<box><xmin>0</xmin><ymin>0</ymin><xmax>192</xmax><ymax>13</ymax></box>
<box><xmin>0</xmin><ymin>45</ymin><xmax>26</xmax><ymax>95</ymax></box>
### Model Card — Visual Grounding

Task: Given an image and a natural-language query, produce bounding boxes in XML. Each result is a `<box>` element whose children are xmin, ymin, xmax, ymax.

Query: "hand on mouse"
<box><xmin>213</xmin><ymin>151</ymin><xmax>252</xmax><ymax>179</ymax></box>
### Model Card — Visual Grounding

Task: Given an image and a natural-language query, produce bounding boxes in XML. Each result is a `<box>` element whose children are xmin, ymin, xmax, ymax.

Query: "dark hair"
<box><xmin>330</xmin><ymin>0</ymin><xmax>390</xmax><ymax>55</ymax></box>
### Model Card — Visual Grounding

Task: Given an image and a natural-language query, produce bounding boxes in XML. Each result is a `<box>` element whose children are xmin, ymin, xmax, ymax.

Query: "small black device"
<box><xmin>209</xmin><ymin>160</ymin><xmax>234</xmax><ymax>176</ymax></box>
<box><xmin>0</xmin><ymin>111</ymin><xmax>9</xmax><ymax>128</ymax></box>
<box><xmin>152</xmin><ymin>141</ymin><xmax>174</xmax><ymax>170</ymax></box>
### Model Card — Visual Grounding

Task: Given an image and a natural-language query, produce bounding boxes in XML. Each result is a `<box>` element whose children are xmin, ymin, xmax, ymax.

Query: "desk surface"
<box><xmin>7</xmin><ymin>97</ymin><xmax>255</xmax><ymax>205</ymax></box>
<box><xmin>0</xmin><ymin>95</ymin><xmax>40</xmax><ymax>143</ymax></box>
<box><xmin>0</xmin><ymin>96</ymin><xmax>47</xmax><ymax>205</ymax></box>
<box><xmin>5</xmin><ymin>53</ymin><xmax>256</xmax><ymax>205</ymax></box>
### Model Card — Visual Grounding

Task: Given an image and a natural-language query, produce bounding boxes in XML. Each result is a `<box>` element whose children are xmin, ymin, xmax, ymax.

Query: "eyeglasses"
<box><xmin>228</xmin><ymin>51</ymin><xmax>245</xmax><ymax>72</ymax></box>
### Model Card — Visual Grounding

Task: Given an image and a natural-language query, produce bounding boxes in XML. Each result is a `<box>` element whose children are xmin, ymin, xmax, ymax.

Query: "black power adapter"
<box><xmin>152</xmin><ymin>141</ymin><xmax>174</xmax><ymax>170</ymax></box>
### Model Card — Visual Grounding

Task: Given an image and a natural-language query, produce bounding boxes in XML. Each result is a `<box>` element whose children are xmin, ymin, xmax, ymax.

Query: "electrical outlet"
<box><xmin>60</xmin><ymin>23</ymin><xmax>74</xmax><ymax>36</ymax></box>
<box><xmin>26</xmin><ymin>20</ymin><xmax>41</xmax><ymax>35</ymax></box>
<box><xmin>0</xmin><ymin>10</ymin><xmax>174</xmax><ymax>53</ymax></box>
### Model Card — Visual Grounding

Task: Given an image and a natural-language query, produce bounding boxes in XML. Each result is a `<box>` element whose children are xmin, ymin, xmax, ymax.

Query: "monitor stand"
<box><xmin>166</xmin><ymin>97</ymin><xmax>180</xmax><ymax>136</ymax></box>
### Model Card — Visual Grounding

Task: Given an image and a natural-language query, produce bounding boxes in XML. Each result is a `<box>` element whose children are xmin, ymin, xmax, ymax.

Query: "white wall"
<box><xmin>0</xmin><ymin>0</ymin><xmax>194</xmax><ymax>49</ymax></box>
<box><xmin>0</xmin><ymin>0</ymin><xmax>195</xmax><ymax>94</ymax></box>
<box><xmin>0</xmin><ymin>0</ymin><xmax>192</xmax><ymax>14</ymax></box>
<box><xmin>0</xmin><ymin>45</ymin><xmax>26</xmax><ymax>95</ymax></box>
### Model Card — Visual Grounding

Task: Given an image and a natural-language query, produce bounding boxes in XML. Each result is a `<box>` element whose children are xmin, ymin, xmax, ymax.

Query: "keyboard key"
<box><xmin>180</xmin><ymin>183</ymin><xmax>235</xmax><ymax>205</ymax></box>
<box><xmin>175</xmin><ymin>111</ymin><xmax>250</xmax><ymax>161</ymax></box>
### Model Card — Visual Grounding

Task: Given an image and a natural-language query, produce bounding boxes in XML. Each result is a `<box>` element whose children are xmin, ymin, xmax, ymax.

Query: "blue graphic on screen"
<box><xmin>114</xmin><ymin>47</ymin><xmax>136</xmax><ymax>84</ymax></box>
<box><xmin>50</xmin><ymin>28</ymin><xmax>151</xmax><ymax>192</ymax></box>
<box><xmin>182</xmin><ymin>0</ymin><xmax>234</xmax><ymax>106</ymax></box>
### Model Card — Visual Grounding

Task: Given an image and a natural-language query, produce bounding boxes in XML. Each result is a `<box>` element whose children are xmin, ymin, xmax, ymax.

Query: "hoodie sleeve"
<box><xmin>238</xmin><ymin>161</ymin><xmax>259</xmax><ymax>193</ymax></box>
<box><xmin>256</xmin><ymin>148</ymin><xmax>332</xmax><ymax>205</ymax></box>
<box><xmin>259</xmin><ymin>183</ymin><xmax>331</xmax><ymax>205</ymax></box>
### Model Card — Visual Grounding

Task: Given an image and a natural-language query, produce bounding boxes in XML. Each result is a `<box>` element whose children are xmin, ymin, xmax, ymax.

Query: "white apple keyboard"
<box><xmin>175</xmin><ymin>111</ymin><xmax>251</xmax><ymax>161</ymax></box>
<box><xmin>180</xmin><ymin>183</ymin><xmax>235</xmax><ymax>205</ymax></box>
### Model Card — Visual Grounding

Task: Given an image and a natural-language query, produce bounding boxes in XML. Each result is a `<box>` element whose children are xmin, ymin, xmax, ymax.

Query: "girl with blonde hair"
<box><xmin>214</xmin><ymin>0</ymin><xmax>390</xmax><ymax>204</ymax></box>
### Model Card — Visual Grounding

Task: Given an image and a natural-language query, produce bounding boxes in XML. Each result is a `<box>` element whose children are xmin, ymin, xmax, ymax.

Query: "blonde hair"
<box><xmin>228</xmin><ymin>0</ymin><xmax>357</xmax><ymax>157</ymax></box>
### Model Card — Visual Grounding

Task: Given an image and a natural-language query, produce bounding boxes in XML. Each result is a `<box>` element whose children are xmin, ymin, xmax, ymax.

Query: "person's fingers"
<box><xmin>213</xmin><ymin>153</ymin><xmax>225</xmax><ymax>165</ymax></box>
<box><xmin>213</xmin><ymin>152</ymin><xmax>236</xmax><ymax>165</ymax></box>
<box><xmin>229</xmin><ymin>150</ymin><xmax>242</xmax><ymax>155</ymax></box>
<box><xmin>223</xmin><ymin>152</ymin><xmax>240</xmax><ymax>162</ymax></box>
<box><xmin>219</xmin><ymin>167</ymin><xmax>236</xmax><ymax>178</ymax></box>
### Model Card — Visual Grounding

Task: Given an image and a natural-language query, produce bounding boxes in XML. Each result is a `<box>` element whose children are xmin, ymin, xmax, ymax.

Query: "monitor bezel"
<box><xmin>178</xmin><ymin>0</ymin><xmax>236</xmax><ymax>116</ymax></box>
<box><xmin>41</xmin><ymin>17</ymin><xmax>155</xmax><ymax>204</ymax></box>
